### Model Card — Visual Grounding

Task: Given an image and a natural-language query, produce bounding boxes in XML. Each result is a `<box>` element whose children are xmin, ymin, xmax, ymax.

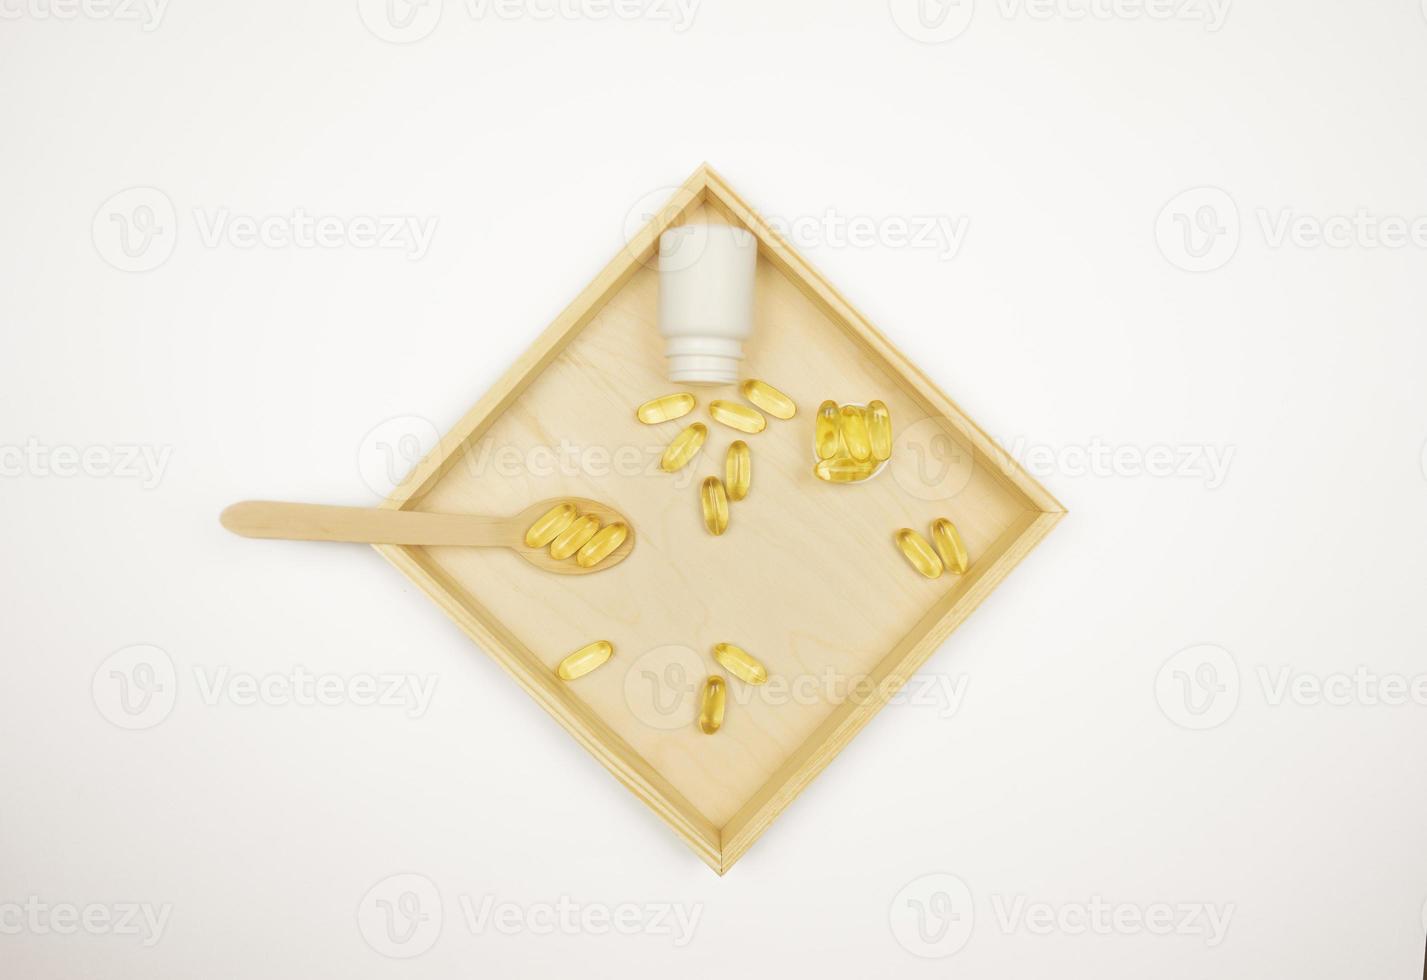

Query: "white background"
<box><xmin>3</xmin><ymin>0</ymin><xmax>1426</xmax><ymax>976</ymax></box>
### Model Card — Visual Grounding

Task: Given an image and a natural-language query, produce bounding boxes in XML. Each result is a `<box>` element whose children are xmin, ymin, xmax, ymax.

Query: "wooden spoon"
<box><xmin>219</xmin><ymin>497</ymin><xmax>635</xmax><ymax>575</ymax></box>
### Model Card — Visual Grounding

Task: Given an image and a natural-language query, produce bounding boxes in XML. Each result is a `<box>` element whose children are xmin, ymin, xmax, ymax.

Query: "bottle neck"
<box><xmin>665</xmin><ymin>335</ymin><xmax>743</xmax><ymax>384</ymax></box>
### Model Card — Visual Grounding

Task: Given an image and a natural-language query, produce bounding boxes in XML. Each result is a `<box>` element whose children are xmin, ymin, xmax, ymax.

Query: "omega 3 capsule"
<box><xmin>725</xmin><ymin>441</ymin><xmax>751</xmax><ymax>501</ymax></box>
<box><xmin>636</xmin><ymin>392</ymin><xmax>696</xmax><ymax>424</ymax></box>
<box><xmin>713</xmin><ymin>643</ymin><xmax>767</xmax><ymax>685</ymax></box>
<box><xmin>867</xmin><ymin>400</ymin><xmax>893</xmax><ymax>462</ymax></box>
<box><xmin>698</xmin><ymin>676</ymin><xmax>726</xmax><ymax>734</ymax></box>
<box><xmin>557</xmin><ymin>640</ymin><xmax>613</xmax><ymax>680</ymax></box>
<box><xmin>739</xmin><ymin>379</ymin><xmax>796</xmax><ymax>420</ymax></box>
<box><xmin>524</xmin><ymin>502</ymin><xmax>578</xmax><ymax>548</ymax></box>
<box><xmin>700</xmin><ymin>477</ymin><xmax>729</xmax><ymax>535</ymax></box>
<box><xmin>813</xmin><ymin>457</ymin><xmax>878</xmax><ymax>483</ymax></box>
<box><xmin>895</xmin><ymin>528</ymin><xmax>943</xmax><ymax>579</ymax></box>
<box><xmin>931</xmin><ymin>517</ymin><xmax>969</xmax><ymax>575</ymax></box>
<box><xmin>815</xmin><ymin>400</ymin><xmax>841</xmax><ymax>460</ymax></box>
<box><xmin>549</xmin><ymin>514</ymin><xmax>600</xmax><ymax>560</ymax></box>
<box><xmin>661</xmin><ymin>422</ymin><xmax>708</xmax><ymax>472</ymax></box>
<box><xmin>839</xmin><ymin>405</ymin><xmax>872</xmax><ymax>461</ymax></box>
<box><xmin>709</xmin><ymin>400</ymin><xmax>766</xmax><ymax>434</ymax></box>
<box><xmin>575</xmin><ymin>522</ymin><xmax>628</xmax><ymax>568</ymax></box>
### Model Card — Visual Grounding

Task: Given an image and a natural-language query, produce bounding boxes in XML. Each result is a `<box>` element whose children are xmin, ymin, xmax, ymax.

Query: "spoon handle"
<box><xmin>219</xmin><ymin>501</ymin><xmax>513</xmax><ymax>547</ymax></box>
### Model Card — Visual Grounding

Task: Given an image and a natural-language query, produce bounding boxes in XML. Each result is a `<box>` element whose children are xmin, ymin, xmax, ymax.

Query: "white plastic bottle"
<box><xmin>657</xmin><ymin>223</ymin><xmax>757</xmax><ymax>385</ymax></box>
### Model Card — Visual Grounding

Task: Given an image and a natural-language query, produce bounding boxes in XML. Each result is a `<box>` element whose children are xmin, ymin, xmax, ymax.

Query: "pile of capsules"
<box><xmin>813</xmin><ymin>399</ymin><xmax>893</xmax><ymax>483</ymax></box>
<box><xmin>637</xmin><ymin>378</ymin><xmax>797</xmax><ymax>536</ymax></box>
<box><xmin>522</xmin><ymin>501</ymin><xmax>628</xmax><ymax>569</ymax></box>
<box><xmin>552</xmin><ymin>639</ymin><xmax>768</xmax><ymax>736</ymax></box>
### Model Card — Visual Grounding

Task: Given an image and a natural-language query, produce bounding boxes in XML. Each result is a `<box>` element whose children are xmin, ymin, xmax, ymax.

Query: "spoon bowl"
<box><xmin>505</xmin><ymin>497</ymin><xmax>636</xmax><ymax>574</ymax></box>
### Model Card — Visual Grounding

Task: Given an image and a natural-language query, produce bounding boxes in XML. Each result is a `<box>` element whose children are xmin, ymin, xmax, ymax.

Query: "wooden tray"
<box><xmin>377</xmin><ymin>165</ymin><xmax>1064</xmax><ymax>874</ymax></box>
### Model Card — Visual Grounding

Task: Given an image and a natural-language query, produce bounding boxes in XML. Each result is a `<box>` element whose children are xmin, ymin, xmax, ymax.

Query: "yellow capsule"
<box><xmin>931</xmin><ymin>517</ymin><xmax>970</xmax><ymax>575</ymax></box>
<box><xmin>700</xmin><ymin>477</ymin><xmax>729</xmax><ymax>535</ymax></box>
<box><xmin>839</xmin><ymin>405</ymin><xmax>871</xmax><ymax>460</ymax></box>
<box><xmin>660</xmin><ymin>422</ymin><xmax>707</xmax><ymax>472</ymax></box>
<box><xmin>549</xmin><ymin>514</ymin><xmax>600</xmax><ymax>560</ymax></box>
<box><xmin>524</xmin><ymin>501</ymin><xmax>577</xmax><ymax>548</ymax></box>
<box><xmin>739</xmin><ymin>379</ymin><xmax>796</xmax><ymax>420</ymax></box>
<box><xmin>895</xmin><ymin>528</ymin><xmax>944</xmax><ymax>579</ymax></box>
<box><xmin>815</xmin><ymin>400</ymin><xmax>841</xmax><ymax>460</ymax></box>
<box><xmin>575</xmin><ymin>522</ymin><xmax>628</xmax><ymax>568</ymax></box>
<box><xmin>636</xmin><ymin>392</ymin><xmax>695</xmax><ymax>424</ymax></box>
<box><xmin>813</xmin><ymin>456</ymin><xmax>878</xmax><ymax>483</ymax></box>
<box><xmin>713</xmin><ymin>642</ymin><xmax>767</xmax><ymax>685</ymax></box>
<box><xmin>557</xmin><ymin>640</ymin><xmax>613</xmax><ymax>680</ymax></box>
<box><xmin>709</xmin><ymin>400</ymin><xmax>766</xmax><ymax>434</ymax></box>
<box><xmin>698</xmin><ymin>675</ymin><xmax>726</xmax><ymax>734</ymax></box>
<box><xmin>867</xmin><ymin>400</ymin><xmax>893</xmax><ymax>462</ymax></box>
<box><xmin>725</xmin><ymin>441</ymin><xmax>751</xmax><ymax>502</ymax></box>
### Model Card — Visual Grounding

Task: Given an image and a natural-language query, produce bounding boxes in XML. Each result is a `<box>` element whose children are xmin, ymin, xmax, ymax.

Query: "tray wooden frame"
<box><xmin>373</xmin><ymin>164</ymin><xmax>1065</xmax><ymax>874</ymax></box>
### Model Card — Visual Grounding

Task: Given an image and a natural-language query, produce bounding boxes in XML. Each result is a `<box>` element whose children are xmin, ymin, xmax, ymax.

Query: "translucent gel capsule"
<box><xmin>709</xmin><ymin>400</ymin><xmax>766</xmax><ymax>434</ymax></box>
<box><xmin>549</xmin><ymin>514</ymin><xmax>600</xmax><ymax>560</ymax></box>
<box><xmin>867</xmin><ymin>400</ymin><xmax>893</xmax><ymax>462</ymax></box>
<box><xmin>895</xmin><ymin>528</ymin><xmax>944</xmax><ymax>579</ymax></box>
<box><xmin>636</xmin><ymin>392</ymin><xmax>695</xmax><ymax>424</ymax></box>
<box><xmin>839</xmin><ymin>405</ymin><xmax>872</xmax><ymax>460</ymax></box>
<box><xmin>725</xmin><ymin>441</ymin><xmax>751</xmax><ymax>502</ymax></box>
<box><xmin>557</xmin><ymin>640</ymin><xmax>613</xmax><ymax>680</ymax></box>
<box><xmin>524</xmin><ymin>502</ymin><xmax>578</xmax><ymax>548</ymax></box>
<box><xmin>931</xmin><ymin>517</ymin><xmax>969</xmax><ymax>575</ymax></box>
<box><xmin>815</xmin><ymin>400</ymin><xmax>841</xmax><ymax>460</ymax></box>
<box><xmin>713</xmin><ymin>642</ymin><xmax>767</xmax><ymax>685</ymax></box>
<box><xmin>575</xmin><ymin>522</ymin><xmax>628</xmax><ymax>568</ymax></box>
<box><xmin>740</xmin><ymin>379</ymin><xmax>796</xmax><ymax>420</ymax></box>
<box><xmin>661</xmin><ymin>422</ymin><xmax>707</xmax><ymax>472</ymax></box>
<box><xmin>698</xmin><ymin>675</ymin><xmax>726</xmax><ymax>734</ymax></box>
<box><xmin>700</xmin><ymin>477</ymin><xmax>729</xmax><ymax>536</ymax></box>
<box><xmin>813</xmin><ymin>457</ymin><xmax>878</xmax><ymax>483</ymax></box>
